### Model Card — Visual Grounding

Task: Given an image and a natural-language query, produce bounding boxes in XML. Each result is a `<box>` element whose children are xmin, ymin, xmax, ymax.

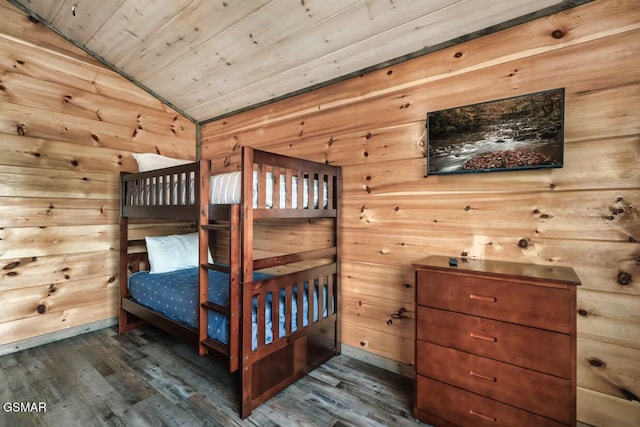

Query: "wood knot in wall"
<box><xmin>390</xmin><ymin>307</ymin><xmax>410</xmax><ymax>321</ymax></box>
<box><xmin>3</xmin><ymin>261</ymin><xmax>20</xmax><ymax>270</ymax></box>
<box><xmin>518</xmin><ymin>238</ymin><xmax>533</xmax><ymax>249</ymax></box>
<box><xmin>620</xmin><ymin>388</ymin><xmax>640</xmax><ymax>403</ymax></box>
<box><xmin>617</xmin><ymin>272</ymin><xmax>632</xmax><ymax>286</ymax></box>
<box><xmin>587</xmin><ymin>357</ymin><xmax>605</xmax><ymax>368</ymax></box>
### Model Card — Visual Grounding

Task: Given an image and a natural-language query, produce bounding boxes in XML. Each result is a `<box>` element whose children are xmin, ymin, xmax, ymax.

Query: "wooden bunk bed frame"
<box><xmin>119</xmin><ymin>146</ymin><xmax>340</xmax><ymax>418</ymax></box>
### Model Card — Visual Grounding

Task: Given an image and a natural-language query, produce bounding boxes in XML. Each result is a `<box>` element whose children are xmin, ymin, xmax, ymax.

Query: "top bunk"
<box><xmin>120</xmin><ymin>146</ymin><xmax>339</xmax><ymax>221</ymax></box>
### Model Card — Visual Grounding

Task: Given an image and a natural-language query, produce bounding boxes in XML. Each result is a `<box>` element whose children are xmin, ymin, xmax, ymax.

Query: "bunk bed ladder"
<box><xmin>197</xmin><ymin>160</ymin><xmax>242</xmax><ymax>372</ymax></box>
<box><xmin>199</xmin><ymin>207</ymin><xmax>241</xmax><ymax>371</ymax></box>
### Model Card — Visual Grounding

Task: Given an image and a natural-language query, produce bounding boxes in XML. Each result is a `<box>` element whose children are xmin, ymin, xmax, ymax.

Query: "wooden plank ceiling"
<box><xmin>9</xmin><ymin>0</ymin><xmax>568</xmax><ymax>123</ymax></box>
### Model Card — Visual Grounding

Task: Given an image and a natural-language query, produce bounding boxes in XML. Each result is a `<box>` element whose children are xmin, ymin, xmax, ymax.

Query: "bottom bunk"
<box><xmin>126</xmin><ymin>267</ymin><xmax>332</xmax><ymax>351</ymax></box>
<box><xmin>119</xmin><ymin>251</ymin><xmax>339</xmax><ymax>418</ymax></box>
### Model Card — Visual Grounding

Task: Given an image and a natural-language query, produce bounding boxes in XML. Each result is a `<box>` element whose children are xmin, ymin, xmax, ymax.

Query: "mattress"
<box><xmin>129</xmin><ymin>171</ymin><xmax>329</xmax><ymax>208</ymax></box>
<box><xmin>127</xmin><ymin>267</ymin><xmax>329</xmax><ymax>350</ymax></box>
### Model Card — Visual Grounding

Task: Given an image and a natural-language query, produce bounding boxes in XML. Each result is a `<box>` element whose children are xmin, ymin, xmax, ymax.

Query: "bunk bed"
<box><xmin>119</xmin><ymin>146</ymin><xmax>340</xmax><ymax>418</ymax></box>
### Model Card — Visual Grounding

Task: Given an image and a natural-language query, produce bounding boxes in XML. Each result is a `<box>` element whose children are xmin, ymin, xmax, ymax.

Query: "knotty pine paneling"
<box><xmin>0</xmin><ymin>134</ymin><xmax>139</xmax><ymax>174</ymax></box>
<box><xmin>578</xmin><ymin>289</ymin><xmax>640</xmax><ymax>350</ymax></box>
<box><xmin>342</xmin><ymin>260</ymin><xmax>415</xmax><ymax>306</ymax></box>
<box><xmin>0</xmin><ymin>41</ymin><xmax>157</xmax><ymax>112</ymax></box>
<box><xmin>578</xmin><ymin>388</ymin><xmax>640</xmax><ymax>427</ymax></box>
<box><xmin>577</xmin><ymin>337</ymin><xmax>640</xmax><ymax>401</ymax></box>
<box><xmin>0</xmin><ymin>223</ymin><xmax>195</xmax><ymax>260</ymax></box>
<box><xmin>341</xmin><ymin>318</ymin><xmax>414</xmax><ymax>367</ymax></box>
<box><xmin>0</xmin><ymin>197</ymin><xmax>119</xmax><ymax>228</ymax></box>
<box><xmin>0</xmin><ymin>3</ymin><xmax>195</xmax><ymax>347</ymax></box>
<box><xmin>344</xmin><ymin>190</ymin><xmax>640</xmax><ymax>242</ymax></box>
<box><xmin>0</xmin><ymin>165</ymin><xmax>119</xmax><ymax>199</ymax></box>
<box><xmin>341</xmin><ymin>289</ymin><xmax>414</xmax><ymax>349</ymax></box>
<box><xmin>117</xmin><ymin>0</ymin><xmax>272</xmax><ymax>83</ymax></box>
<box><xmin>0</xmin><ymin>301</ymin><xmax>117</xmax><ymax>345</ymax></box>
<box><xmin>0</xmin><ymin>2</ymin><xmax>100</xmax><ymax>67</ymax></box>
<box><xmin>201</xmin><ymin>1</ymin><xmax>640</xmax><ymax>424</ymax></box>
<box><xmin>0</xmin><ymin>276</ymin><xmax>118</xmax><ymax>324</ymax></box>
<box><xmin>1</xmin><ymin>71</ymin><xmax>194</xmax><ymax>141</ymax></box>
<box><xmin>0</xmin><ymin>102</ymin><xmax>191</xmax><ymax>157</ymax></box>
<box><xmin>1</xmin><ymin>251</ymin><xmax>118</xmax><ymax>292</ymax></box>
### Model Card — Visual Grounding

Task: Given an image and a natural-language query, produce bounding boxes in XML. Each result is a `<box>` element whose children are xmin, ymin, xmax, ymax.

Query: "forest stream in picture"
<box><xmin>427</xmin><ymin>88</ymin><xmax>564</xmax><ymax>175</ymax></box>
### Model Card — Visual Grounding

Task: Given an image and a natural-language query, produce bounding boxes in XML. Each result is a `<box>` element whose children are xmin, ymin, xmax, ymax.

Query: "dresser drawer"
<box><xmin>416</xmin><ymin>340</ymin><xmax>571</xmax><ymax>424</ymax></box>
<box><xmin>417</xmin><ymin>307</ymin><xmax>571</xmax><ymax>378</ymax></box>
<box><xmin>416</xmin><ymin>271</ymin><xmax>572</xmax><ymax>333</ymax></box>
<box><xmin>416</xmin><ymin>375</ymin><xmax>566</xmax><ymax>427</ymax></box>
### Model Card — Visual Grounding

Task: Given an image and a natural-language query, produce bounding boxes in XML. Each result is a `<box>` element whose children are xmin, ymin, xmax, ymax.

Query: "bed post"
<box><xmin>119</xmin><ymin>172</ymin><xmax>131</xmax><ymax>334</ymax></box>
<box><xmin>228</xmin><ymin>203</ymin><xmax>241</xmax><ymax>372</ymax></box>
<box><xmin>118</xmin><ymin>213</ymin><xmax>129</xmax><ymax>334</ymax></box>
<box><xmin>335</xmin><ymin>166</ymin><xmax>342</xmax><ymax>354</ymax></box>
<box><xmin>241</xmin><ymin>146</ymin><xmax>254</xmax><ymax>419</ymax></box>
<box><xmin>198</xmin><ymin>159</ymin><xmax>210</xmax><ymax>356</ymax></box>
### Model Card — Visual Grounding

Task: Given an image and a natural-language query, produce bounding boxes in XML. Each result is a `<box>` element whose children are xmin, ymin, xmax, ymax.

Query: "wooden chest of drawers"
<box><xmin>413</xmin><ymin>256</ymin><xmax>580</xmax><ymax>427</ymax></box>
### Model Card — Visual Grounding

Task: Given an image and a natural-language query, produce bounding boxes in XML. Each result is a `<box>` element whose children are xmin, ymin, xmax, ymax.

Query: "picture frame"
<box><xmin>426</xmin><ymin>88</ymin><xmax>565</xmax><ymax>175</ymax></box>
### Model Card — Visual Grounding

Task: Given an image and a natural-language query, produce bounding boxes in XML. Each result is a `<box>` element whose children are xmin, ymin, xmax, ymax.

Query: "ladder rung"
<box><xmin>201</xmin><ymin>263</ymin><xmax>230</xmax><ymax>273</ymax></box>
<box><xmin>202</xmin><ymin>301</ymin><xmax>230</xmax><ymax>315</ymax></box>
<box><xmin>201</xmin><ymin>224</ymin><xmax>228</xmax><ymax>231</ymax></box>
<box><xmin>201</xmin><ymin>338</ymin><xmax>229</xmax><ymax>356</ymax></box>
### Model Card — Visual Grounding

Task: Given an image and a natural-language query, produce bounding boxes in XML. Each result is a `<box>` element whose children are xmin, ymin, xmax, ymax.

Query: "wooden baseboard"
<box><xmin>0</xmin><ymin>318</ymin><xmax>117</xmax><ymax>356</ymax></box>
<box><xmin>341</xmin><ymin>343</ymin><xmax>414</xmax><ymax>378</ymax></box>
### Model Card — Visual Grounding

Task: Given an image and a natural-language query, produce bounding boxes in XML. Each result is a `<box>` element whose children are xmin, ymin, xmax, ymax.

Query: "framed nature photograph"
<box><xmin>426</xmin><ymin>88</ymin><xmax>565</xmax><ymax>175</ymax></box>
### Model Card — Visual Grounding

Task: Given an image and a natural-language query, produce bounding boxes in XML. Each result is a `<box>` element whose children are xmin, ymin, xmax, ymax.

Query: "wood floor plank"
<box><xmin>0</xmin><ymin>326</ymin><xmax>422</xmax><ymax>427</ymax></box>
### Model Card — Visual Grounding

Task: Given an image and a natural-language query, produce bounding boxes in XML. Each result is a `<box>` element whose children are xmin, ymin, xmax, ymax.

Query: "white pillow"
<box><xmin>132</xmin><ymin>153</ymin><xmax>192</xmax><ymax>172</ymax></box>
<box><xmin>145</xmin><ymin>232</ymin><xmax>213</xmax><ymax>274</ymax></box>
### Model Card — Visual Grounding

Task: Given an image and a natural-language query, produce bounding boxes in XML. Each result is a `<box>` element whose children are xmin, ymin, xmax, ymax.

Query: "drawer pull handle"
<box><xmin>469</xmin><ymin>370</ymin><xmax>497</xmax><ymax>382</ymax></box>
<box><xmin>470</xmin><ymin>409</ymin><xmax>497</xmax><ymax>423</ymax></box>
<box><xmin>470</xmin><ymin>293</ymin><xmax>497</xmax><ymax>302</ymax></box>
<box><xmin>470</xmin><ymin>332</ymin><xmax>497</xmax><ymax>342</ymax></box>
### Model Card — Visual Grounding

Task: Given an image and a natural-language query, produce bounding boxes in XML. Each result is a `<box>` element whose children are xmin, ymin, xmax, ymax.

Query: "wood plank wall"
<box><xmin>0</xmin><ymin>3</ymin><xmax>195</xmax><ymax>349</ymax></box>
<box><xmin>200</xmin><ymin>1</ymin><xmax>640</xmax><ymax>425</ymax></box>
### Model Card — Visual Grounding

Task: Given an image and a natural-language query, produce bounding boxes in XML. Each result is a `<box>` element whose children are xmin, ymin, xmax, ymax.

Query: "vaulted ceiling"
<box><xmin>9</xmin><ymin>0</ymin><xmax>580</xmax><ymax>123</ymax></box>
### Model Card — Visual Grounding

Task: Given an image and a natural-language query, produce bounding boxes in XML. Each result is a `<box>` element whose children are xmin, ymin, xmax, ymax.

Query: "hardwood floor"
<box><xmin>0</xmin><ymin>327</ymin><xmax>422</xmax><ymax>427</ymax></box>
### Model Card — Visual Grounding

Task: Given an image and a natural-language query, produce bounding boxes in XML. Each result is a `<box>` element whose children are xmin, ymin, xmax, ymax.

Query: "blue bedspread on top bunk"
<box><xmin>128</xmin><ymin>267</ymin><xmax>329</xmax><ymax>350</ymax></box>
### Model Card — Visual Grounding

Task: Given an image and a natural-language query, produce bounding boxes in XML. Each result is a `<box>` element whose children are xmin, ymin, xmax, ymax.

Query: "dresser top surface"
<box><xmin>413</xmin><ymin>255</ymin><xmax>581</xmax><ymax>286</ymax></box>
